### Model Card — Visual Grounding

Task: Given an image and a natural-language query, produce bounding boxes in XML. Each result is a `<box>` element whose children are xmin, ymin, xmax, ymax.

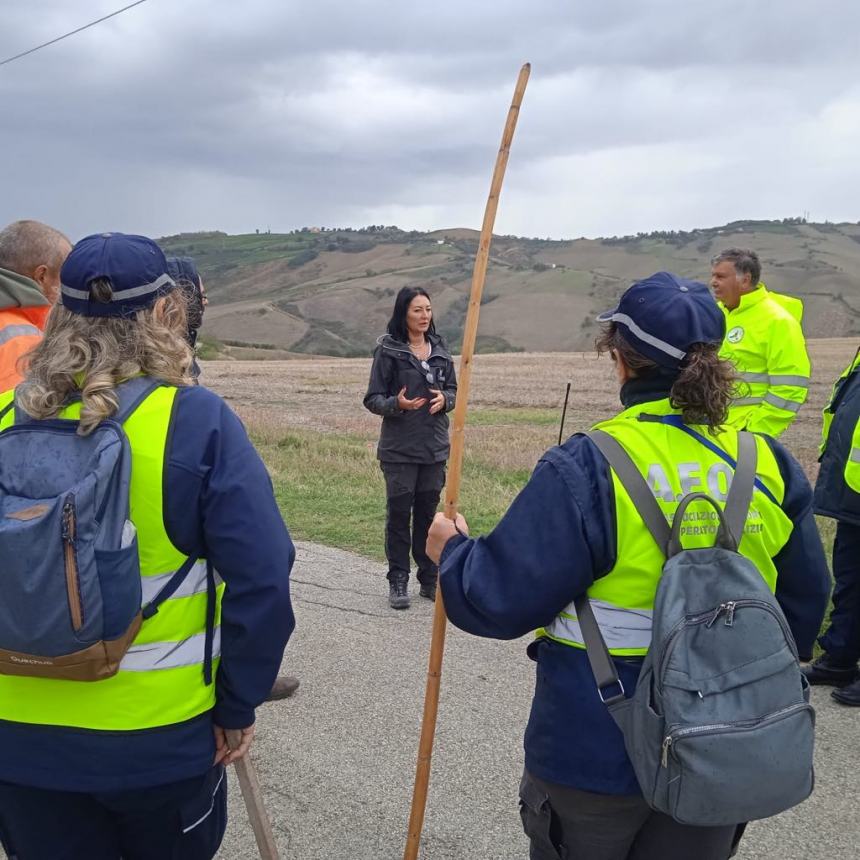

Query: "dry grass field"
<box><xmin>201</xmin><ymin>338</ymin><xmax>857</xmax><ymax>558</ymax></box>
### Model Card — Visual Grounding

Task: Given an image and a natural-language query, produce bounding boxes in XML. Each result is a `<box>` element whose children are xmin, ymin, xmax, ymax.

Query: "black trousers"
<box><xmin>519</xmin><ymin>771</ymin><xmax>743</xmax><ymax>860</ymax></box>
<box><xmin>380</xmin><ymin>461</ymin><xmax>446</xmax><ymax>584</ymax></box>
<box><xmin>819</xmin><ymin>520</ymin><xmax>860</xmax><ymax>663</ymax></box>
<box><xmin>0</xmin><ymin>767</ymin><xmax>226</xmax><ymax>860</ymax></box>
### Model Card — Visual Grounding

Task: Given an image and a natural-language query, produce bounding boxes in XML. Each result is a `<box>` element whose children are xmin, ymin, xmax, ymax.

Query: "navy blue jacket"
<box><xmin>814</xmin><ymin>348</ymin><xmax>860</xmax><ymax>524</ymax></box>
<box><xmin>0</xmin><ymin>385</ymin><xmax>295</xmax><ymax>792</ymax></box>
<box><xmin>439</xmin><ymin>390</ymin><xmax>831</xmax><ymax>795</ymax></box>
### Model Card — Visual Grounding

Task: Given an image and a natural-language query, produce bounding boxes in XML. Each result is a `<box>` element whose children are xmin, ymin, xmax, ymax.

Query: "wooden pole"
<box><xmin>558</xmin><ymin>381</ymin><xmax>571</xmax><ymax>446</ymax></box>
<box><xmin>403</xmin><ymin>62</ymin><xmax>531</xmax><ymax>860</ymax></box>
<box><xmin>235</xmin><ymin>755</ymin><xmax>281</xmax><ymax>860</ymax></box>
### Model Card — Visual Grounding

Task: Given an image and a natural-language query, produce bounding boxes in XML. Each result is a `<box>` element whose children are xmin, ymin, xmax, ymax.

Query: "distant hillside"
<box><xmin>158</xmin><ymin>219</ymin><xmax>860</xmax><ymax>358</ymax></box>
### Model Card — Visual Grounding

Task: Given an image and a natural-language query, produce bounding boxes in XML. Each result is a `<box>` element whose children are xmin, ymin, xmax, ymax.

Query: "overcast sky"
<box><xmin>1</xmin><ymin>0</ymin><xmax>859</xmax><ymax>242</ymax></box>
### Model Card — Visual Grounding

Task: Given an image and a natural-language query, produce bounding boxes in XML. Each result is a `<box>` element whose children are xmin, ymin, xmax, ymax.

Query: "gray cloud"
<box><xmin>1</xmin><ymin>0</ymin><xmax>859</xmax><ymax>240</ymax></box>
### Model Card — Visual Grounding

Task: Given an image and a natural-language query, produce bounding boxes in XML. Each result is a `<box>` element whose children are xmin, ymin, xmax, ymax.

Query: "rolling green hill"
<box><xmin>158</xmin><ymin>219</ymin><xmax>860</xmax><ymax>358</ymax></box>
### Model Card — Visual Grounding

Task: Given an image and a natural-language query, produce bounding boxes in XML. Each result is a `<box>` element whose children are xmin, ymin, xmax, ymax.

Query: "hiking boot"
<box><xmin>831</xmin><ymin>677</ymin><xmax>860</xmax><ymax>706</ymax></box>
<box><xmin>267</xmin><ymin>675</ymin><xmax>300</xmax><ymax>700</ymax></box>
<box><xmin>802</xmin><ymin>654</ymin><xmax>859</xmax><ymax>687</ymax></box>
<box><xmin>419</xmin><ymin>581</ymin><xmax>437</xmax><ymax>602</ymax></box>
<box><xmin>389</xmin><ymin>578</ymin><xmax>410</xmax><ymax>610</ymax></box>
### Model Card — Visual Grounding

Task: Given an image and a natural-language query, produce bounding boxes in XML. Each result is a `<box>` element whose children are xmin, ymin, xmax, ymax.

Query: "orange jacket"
<box><xmin>0</xmin><ymin>268</ymin><xmax>51</xmax><ymax>392</ymax></box>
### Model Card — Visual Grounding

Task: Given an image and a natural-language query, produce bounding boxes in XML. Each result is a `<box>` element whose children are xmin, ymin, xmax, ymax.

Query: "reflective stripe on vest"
<box><xmin>537</xmin><ymin>400</ymin><xmax>793</xmax><ymax>657</ymax></box>
<box><xmin>140</xmin><ymin>561</ymin><xmax>222</xmax><ymax>604</ymax></box>
<box><xmin>121</xmin><ymin>628</ymin><xmax>222</xmax><ymax>672</ymax></box>
<box><xmin>845</xmin><ymin>429</ymin><xmax>860</xmax><ymax>495</ymax></box>
<box><xmin>0</xmin><ymin>323</ymin><xmax>41</xmax><ymax>346</ymax></box>
<box><xmin>0</xmin><ymin>384</ymin><xmax>225</xmax><ymax>731</ymax></box>
<box><xmin>763</xmin><ymin>392</ymin><xmax>802</xmax><ymax>413</ymax></box>
<box><xmin>543</xmin><ymin>600</ymin><xmax>653</xmax><ymax>651</ymax></box>
<box><xmin>738</xmin><ymin>371</ymin><xmax>810</xmax><ymax>388</ymax></box>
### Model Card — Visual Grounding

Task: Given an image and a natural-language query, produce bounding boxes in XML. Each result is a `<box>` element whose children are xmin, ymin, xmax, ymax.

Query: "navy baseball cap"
<box><xmin>596</xmin><ymin>271</ymin><xmax>724</xmax><ymax>369</ymax></box>
<box><xmin>60</xmin><ymin>233</ymin><xmax>175</xmax><ymax>318</ymax></box>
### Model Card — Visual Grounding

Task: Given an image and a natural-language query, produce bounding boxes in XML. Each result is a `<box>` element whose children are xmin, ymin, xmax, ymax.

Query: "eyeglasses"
<box><xmin>421</xmin><ymin>360</ymin><xmax>435</xmax><ymax>384</ymax></box>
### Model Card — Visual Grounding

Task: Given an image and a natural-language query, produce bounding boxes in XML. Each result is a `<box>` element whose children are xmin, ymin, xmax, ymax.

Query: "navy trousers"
<box><xmin>819</xmin><ymin>520</ymin><xmax>860</xmax><ymax>664</ymax></box>
<box><xmin>0</xmin><ymin>766</ymin><xmax>226</xmax><ymax>860</ymax></box>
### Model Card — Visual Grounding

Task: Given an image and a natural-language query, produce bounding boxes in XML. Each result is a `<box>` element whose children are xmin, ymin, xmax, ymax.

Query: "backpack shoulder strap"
<box><xmin>722</xmin><ymin>430</ymin><xmax>757</xmax><ymax>547</ymax></box>
<box><xmin>1</xmin><ymin>378</ymin><xmax>162</xmax><ymax>427</ymax></box>
<box><xmin>113</xmin><ymin>377</ymin><xmax>163</xmax><ymax>424</ymax></box>
<box><xmin>587</xmin><ymin>429</ymin><xmax>671</xmax><ymax>557</ymax></box>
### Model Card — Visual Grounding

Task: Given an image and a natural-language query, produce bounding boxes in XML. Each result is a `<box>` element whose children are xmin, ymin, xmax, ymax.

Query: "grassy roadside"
<box><xmin>252</xmin><ymin>427</ymin><xmax>531</xmax><ymax>560</ymax></box>
<box><xmin>253</xmin><ymin>419</ymin><xmax>839</xmax><ymax>568</ymax></box>
<box><xmin>253</xmin><ymin>418</ymin><xmax>835</xmax><ymax>652</ymax></box>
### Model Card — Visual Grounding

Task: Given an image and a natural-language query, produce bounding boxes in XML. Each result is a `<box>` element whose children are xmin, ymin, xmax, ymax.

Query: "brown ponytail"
<box><xmin>596</xmin><ymin>325</ymin><xmax>735</xmax><ymax>431</ymax></box>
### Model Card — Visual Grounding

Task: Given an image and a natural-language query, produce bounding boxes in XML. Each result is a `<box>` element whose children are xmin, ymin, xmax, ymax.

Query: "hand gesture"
<box><xmin>397</xmin><ymin>386</ymin><xmax>427</xmax><ymax>412</ymax></box>
<box><xmin>213</xmin><ymin>723</ymin><xmax>256</xmax><ymax>766</ymax></box>
<box><xmin>427</xmin><ymin>388</ymin><xmax>446</xmax><ymax>415</ymax></box>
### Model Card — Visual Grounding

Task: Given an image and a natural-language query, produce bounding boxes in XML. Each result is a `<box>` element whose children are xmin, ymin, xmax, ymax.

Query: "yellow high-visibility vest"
<box><xmin>538</xmin><ymin>399</ymin><xmax>792</xmax><ymax>656</ymax></box>
<box><xmin>821</xmin><ymin>349</ymin><xmax>860</xmax><ymax>494</ymax></box>
<box><xmin>719</xmin><ymin>284</ymin><xmax>810</xmax><ymax>437</ymax></box>
<box><xmin>0</xmin><ymin>384</ymin><xmax>225</xmax><ymax>730</ymax></box>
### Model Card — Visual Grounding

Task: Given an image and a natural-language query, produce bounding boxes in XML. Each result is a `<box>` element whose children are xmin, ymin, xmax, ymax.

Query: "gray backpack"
<box><xmin>577</xmin><ymin>428</ymin><xmax>815</xmax><ymax>826</ymax></box>
<box><xmin>0</xmin><ymin>378</ymin><xmax>200</xmax><ymax>682</ymax></box>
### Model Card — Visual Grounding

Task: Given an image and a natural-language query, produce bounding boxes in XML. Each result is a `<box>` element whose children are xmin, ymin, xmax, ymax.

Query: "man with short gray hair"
<box><xmin>710</xmin><ymin>248</ymin><xmax>810</xmax><ymax>436</ymax></box>
<box><xmin>0</xmin><ymin>219</ymin><xmax>71</xmax><ymax>391</ymax></box>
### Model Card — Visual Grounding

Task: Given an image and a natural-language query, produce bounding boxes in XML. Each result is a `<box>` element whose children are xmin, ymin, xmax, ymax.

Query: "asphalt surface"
<box><xmin>213</xmin><ymin>541</ymin><xmax>860</xmax><ymax>860</ymax></box>
<box><xmin>1</xmin><ymin>541</ymin><xmax>855</xmax><ymax>859</ymax></box>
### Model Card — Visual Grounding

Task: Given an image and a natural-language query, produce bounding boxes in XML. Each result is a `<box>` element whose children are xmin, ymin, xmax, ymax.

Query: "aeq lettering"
<box><xmin>646</xmin><ymin>462</ymin><xmax>734</xmax><ymax>503</ymax></box>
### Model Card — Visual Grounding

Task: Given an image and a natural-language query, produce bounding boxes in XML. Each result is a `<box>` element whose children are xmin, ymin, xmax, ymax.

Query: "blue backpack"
<box><xmin>578</xmin><ymin>427</ymin><xmax>815</xmax><ymax>826</ymax></box>
<box><xmin>0</xmin><ymin>378</ymin><xmax>200</xmax><ymax>681</ymax></box>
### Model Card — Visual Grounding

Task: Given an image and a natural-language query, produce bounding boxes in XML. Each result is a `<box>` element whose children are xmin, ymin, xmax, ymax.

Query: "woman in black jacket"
<box><xmin>364</xmin><ymin>286</ymin><xmax>457</xmax><ymax>609</ymax></box>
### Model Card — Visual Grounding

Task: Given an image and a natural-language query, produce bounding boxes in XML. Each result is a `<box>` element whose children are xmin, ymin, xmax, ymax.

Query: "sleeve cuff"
<box><xmin>212</xmin><ymin>702</ymin><xmax>256</xmax><ymax>730</ymax></box>
<box><xmin>440</xmin><ymin>532</ymin><xmax>469</xmax><ymax>566</ymax></box>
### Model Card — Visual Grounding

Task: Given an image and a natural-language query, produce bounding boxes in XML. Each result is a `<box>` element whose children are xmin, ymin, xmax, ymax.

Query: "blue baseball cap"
<box><xmin>60</xmin><ymin>233</ymin><xmax>175</xmax><ymax>318</ymax></box>
<box><xmin>596</xmin><ymin>271</ymin><xmax>724</xmax><ymax>369</ymax></box>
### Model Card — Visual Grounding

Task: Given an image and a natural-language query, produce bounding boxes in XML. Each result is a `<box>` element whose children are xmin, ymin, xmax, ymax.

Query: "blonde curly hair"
<box><xmin>18</xmin><ymin>281</ymin><xmax>192</xmax><ymax>435</ymax></box>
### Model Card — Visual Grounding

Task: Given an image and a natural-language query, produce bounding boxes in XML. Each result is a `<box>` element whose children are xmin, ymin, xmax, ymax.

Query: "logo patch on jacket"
<box><xmin>727</xmin><ymin>326</ymin><xmax>745</xmax><ymax>344</ymax></box>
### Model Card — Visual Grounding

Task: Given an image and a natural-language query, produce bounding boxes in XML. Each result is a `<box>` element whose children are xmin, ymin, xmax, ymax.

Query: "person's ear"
<box><xmin>152</xmin><ymin>295</ymin><xmax>168</xmax><ymax>324</ymax></box>
<box><xmin>31</xmin><ymin>264</ymin><xmax>61</xmax><ymax>304</ymax></box>
<box><xmin>615</xmin><ymin>352</ymin><xmax>633</xmax><ymax>384</ymax></box>
<box><xmin>31</xmin><ymin>264</ymin><xmax>49</xmax><ymax>286</ymax></box>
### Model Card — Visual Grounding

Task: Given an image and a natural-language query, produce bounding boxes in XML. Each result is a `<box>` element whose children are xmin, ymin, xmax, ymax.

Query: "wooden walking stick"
<box><xmin>235</xmin><ymin>755</ymin><xmax>281</xmax><ymax>859</ymax></box>
<box><xmin>403</xmin><ymin>62</ymin><xmax>531</xmax><ymax>860</ymax></box>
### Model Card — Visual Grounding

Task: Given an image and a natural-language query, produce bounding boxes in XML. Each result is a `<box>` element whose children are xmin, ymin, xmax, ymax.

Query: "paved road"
<box><xmin>2</xmin><ymin>540</ymin><xmax>852</xmax><ymax>859</ymax></box>
<box><xmin>213</xmin><ymin>541</ymin><xmax>859</xmax><ymax>860</ymax></box>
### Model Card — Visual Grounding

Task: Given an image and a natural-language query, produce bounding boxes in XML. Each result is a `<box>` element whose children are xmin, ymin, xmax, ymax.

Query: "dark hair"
<box><xmin>386</xmin><ymin>286</ymin><xmax>436</xmax><ymax>344</ymax></box>
<box><xmin>595</xmin><ymin>324</ymin><xmax>735</xmax><ymax>431</ymax></box>
<box><xmin>166</xmin><ymin>256</ymin><xmax>205</xmax><ymax>342</ymax></box>
<box><xmin>89</xmin><ymin>277</ymin><xmax>113</xmax><ymax>303</ymax></box>
<box><xmin>711</xmin><ymin>248</ymin><xmax>761</xmax><ymax>286</ymax></box>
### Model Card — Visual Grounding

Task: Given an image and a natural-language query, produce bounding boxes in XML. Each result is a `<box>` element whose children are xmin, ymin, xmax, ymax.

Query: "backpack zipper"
<box><xmin>61</xmin><ymin>495</ymin><xmax>83</xmax><ymax>632</ymax></box>
<box><xmin>661</xmin><ymin>702</ymin><xmax>811</xmax><ymax>767</ymax></box>
<box><xmin>659</xmin><ymin>598</ymin><xmax>797</xmax><ymax>686</ymax></box>
<box><xmin>725</xmin><ymin>599</ymin><xmax>798</xmax><ymax>658</ymax></box>
<box><xmin>658</xmin><ymin>609</ymin><xmax>716</xmax><ymax>685</ymax></box>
